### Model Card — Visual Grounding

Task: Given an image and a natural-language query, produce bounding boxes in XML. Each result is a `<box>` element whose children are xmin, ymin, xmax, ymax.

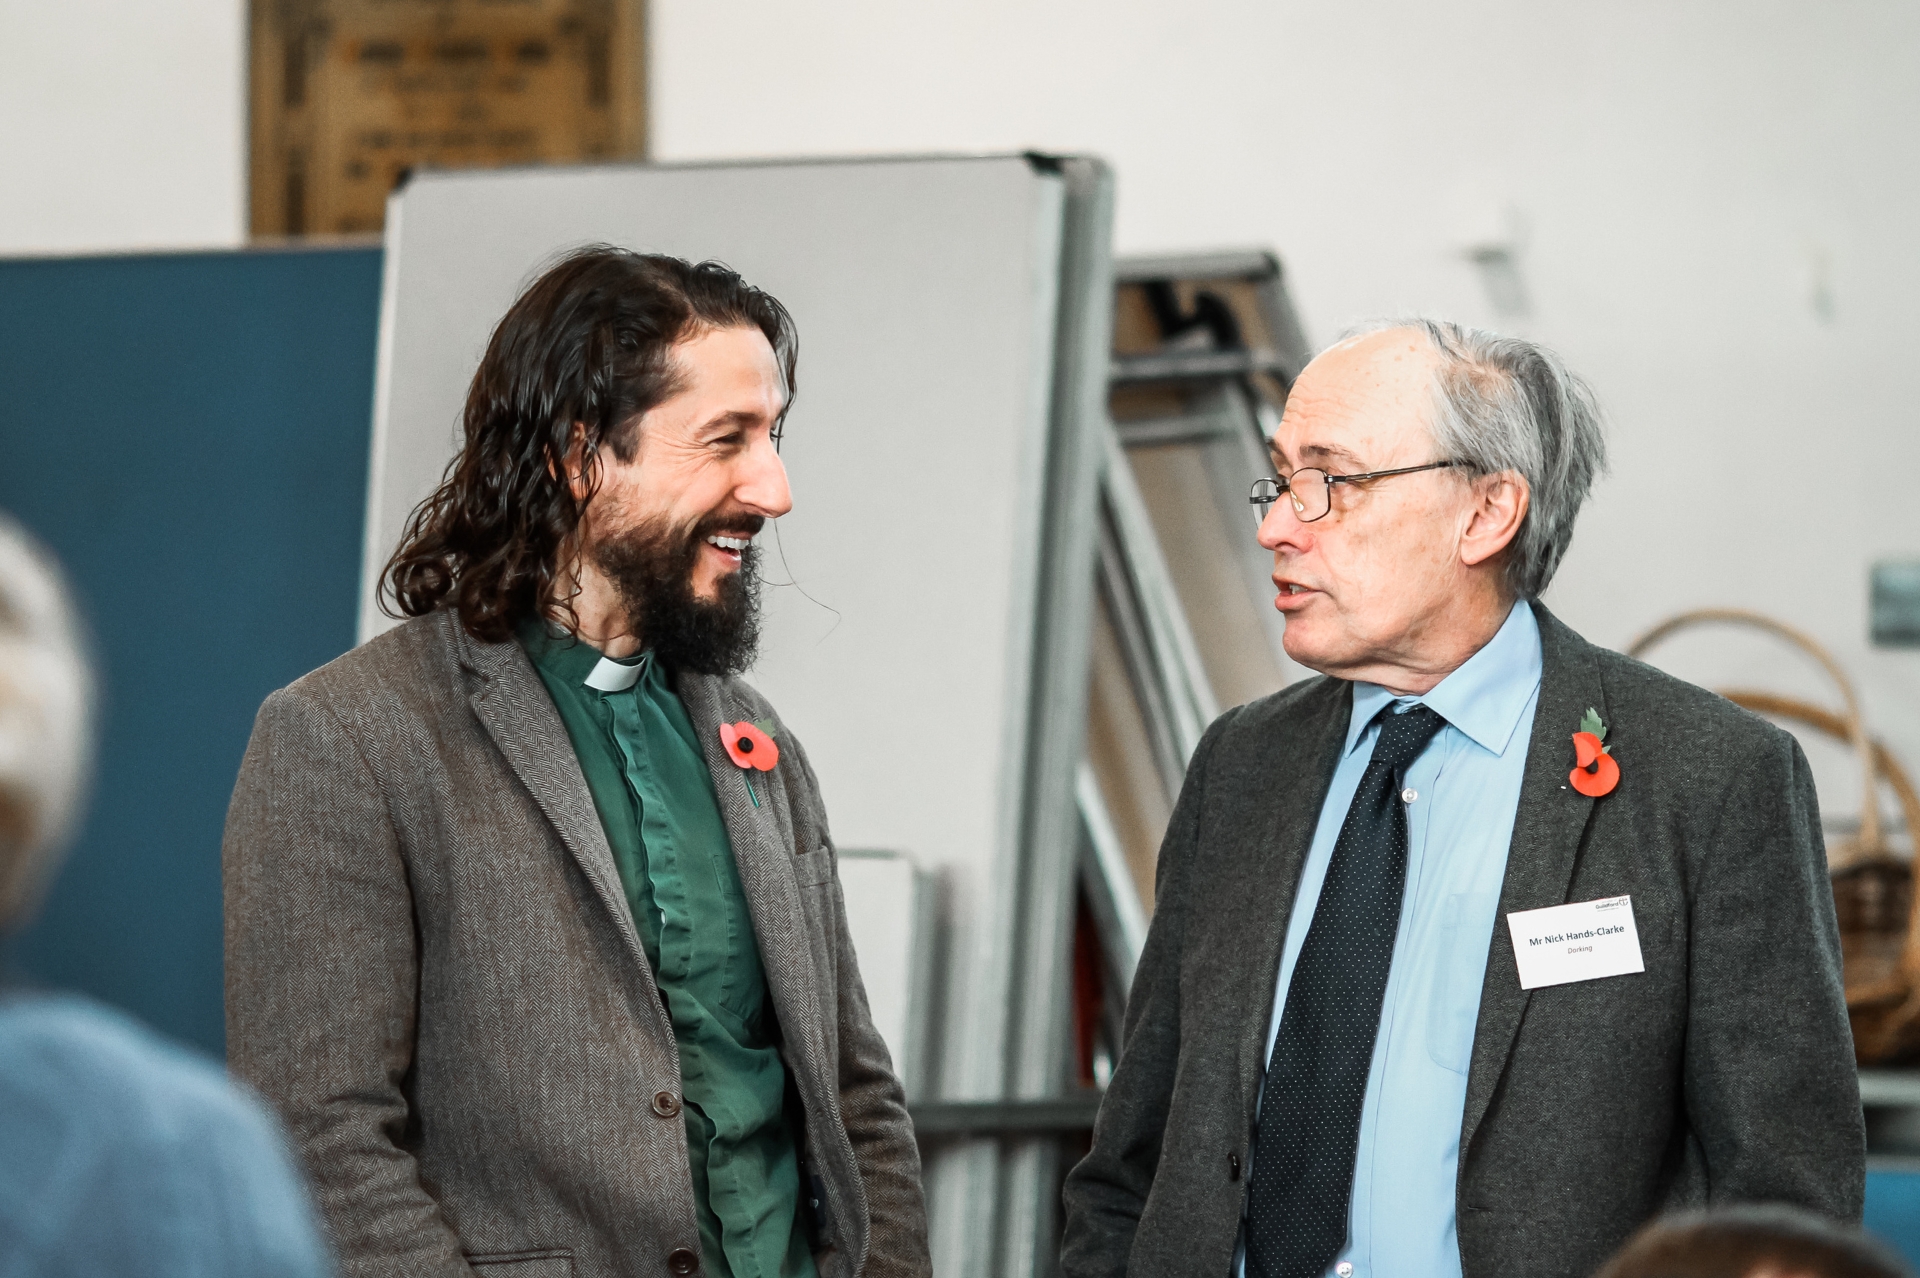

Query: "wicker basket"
<box><xmin>1628</xmin><ymin>609</ymin><xmax>1920</xmax><ymax>1065</ymax></box>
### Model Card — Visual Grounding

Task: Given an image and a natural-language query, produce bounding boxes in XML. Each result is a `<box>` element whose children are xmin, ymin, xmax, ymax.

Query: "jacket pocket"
<box><xmin>467</xmin><ymin>1251</ymin><xmax>573</xmax><ymax>1277</ymax></box>
<box><xmin>793</xmin><ymin>844</ymin><xmax>836</xmax><ymax>888</ymax></box>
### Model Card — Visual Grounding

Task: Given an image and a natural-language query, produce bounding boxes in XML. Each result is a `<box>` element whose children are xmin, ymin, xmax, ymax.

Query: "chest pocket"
<box><xmin>1426</xmin><ymin>891</ymin><xmax>1499</xmax><ymax>1074</ymax></box>
<box><xmin>792</xmin><ymin>844</ymin><xmax>835</xmax><ymax>888</ymax></box>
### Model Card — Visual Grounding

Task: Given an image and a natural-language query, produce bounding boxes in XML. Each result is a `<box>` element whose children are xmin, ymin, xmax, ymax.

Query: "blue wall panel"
<box><xmin>1868</xmin><ymin>1168</ymin><xmax>1920</xmax><ymax>1268</ymax></box>
<box><xmin>0</xmin><ymin>246</ymin><xmax>381</xmax><ymax>1056</ymax></box>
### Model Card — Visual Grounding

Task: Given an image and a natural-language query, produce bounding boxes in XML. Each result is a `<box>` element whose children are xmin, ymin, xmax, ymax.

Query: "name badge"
<box><xmin>1506</xmin><ymin>894</ymin><xmax>1644</xmax><ymax>990</ymax></box>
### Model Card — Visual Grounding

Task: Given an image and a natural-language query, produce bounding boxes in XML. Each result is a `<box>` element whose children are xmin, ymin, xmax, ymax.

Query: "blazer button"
<box><xmin>1229</xmin><ymin>1153</ymin><xmax>1242</xmax><ymax>1181</ymax></box>
<box><xmin>652</xmin><ymin>1090</ymin><xmax>682</xmax><ymax>1118</ymax></box>
<box><xmin>667</xmin><ymin>1247</ymin><xmax>700</xmax><ymax>1275</ymax></box>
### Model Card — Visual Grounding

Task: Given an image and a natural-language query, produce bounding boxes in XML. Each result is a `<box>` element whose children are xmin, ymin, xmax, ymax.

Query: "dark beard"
<box><xmin>592</xmin><ymin>511</ymin><xmax>763</xmax><ymax>677</ymax></box>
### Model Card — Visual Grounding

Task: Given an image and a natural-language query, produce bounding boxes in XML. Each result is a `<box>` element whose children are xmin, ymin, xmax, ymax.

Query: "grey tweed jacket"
<box><xmin>224</xmin><ymin>609</ymin><xmax>930</xmax><ymax>1278</ymax></box>
<box><xmin>1060</xmin><ymin>603</ymin><xmax>1863</xmax><ymax>1278</ymax></box>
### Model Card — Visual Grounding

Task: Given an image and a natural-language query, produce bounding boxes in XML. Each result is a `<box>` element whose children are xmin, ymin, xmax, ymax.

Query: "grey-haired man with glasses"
<box><xmin>1061</xmin><ymin>321</ymin><xmax>1861</xmax><ymax>1278</ymax></box>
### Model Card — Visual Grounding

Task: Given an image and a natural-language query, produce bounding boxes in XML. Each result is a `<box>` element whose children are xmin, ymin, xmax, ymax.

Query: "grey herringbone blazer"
<box><xmin>224</xmin><ymin>610</ymin><xmax>929</xmax><ymax>1278</ymax></box>
<box><xmin>1060</xmin><ymin>603</ymin><xmax>1863</xmax><ymax>1278</ymax></box>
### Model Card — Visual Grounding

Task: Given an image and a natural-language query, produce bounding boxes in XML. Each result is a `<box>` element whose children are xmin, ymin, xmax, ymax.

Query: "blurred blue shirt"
<box><xmin>1237</xmin><ymin>600</ymin><xmax>1542</xmax><ymax>1278</ymax></box>
<box><xmin>0</xmin><ymin>991</ymin><xmax>332</xmax><ymax>1278</ymax></box>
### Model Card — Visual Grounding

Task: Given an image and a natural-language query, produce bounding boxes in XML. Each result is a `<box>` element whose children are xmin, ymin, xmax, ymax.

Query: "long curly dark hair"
<box><xmin>382</xmin><ymin>246</ymin><xmax>798</xmax><ymax>643</ymax></box>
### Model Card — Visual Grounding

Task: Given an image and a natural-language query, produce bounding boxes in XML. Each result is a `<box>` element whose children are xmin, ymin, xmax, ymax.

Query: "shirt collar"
<box><xmin>518</xmin><ymin>618</ymin><xmax>651</xmax><ymax>693</ymax></box>
<box><xmin>585</xmin><ymin>655</ymin><xmax>645</xmax><ymax>692</ymax></box>
<box><xmin>1343</xmin><ymin>599</ymin><xmax>1543</xmax><ymax>759</ymax></box>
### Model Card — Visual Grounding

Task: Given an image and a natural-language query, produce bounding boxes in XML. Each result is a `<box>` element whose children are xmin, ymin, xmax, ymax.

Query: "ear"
<box><xmin>1459</xmin><ymin>470</ymin><xmax>1529</xmax><ymax>569</ymax></box>
<box><xmin>549</xmin><ymin>422</ymin><xmax>597</xmax><ymax>503</ymax></box>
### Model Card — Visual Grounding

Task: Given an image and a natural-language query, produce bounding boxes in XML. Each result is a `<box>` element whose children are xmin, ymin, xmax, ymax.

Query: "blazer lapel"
<box><xmin>1232</xmin><ymin>678</ymin><xmax>1352</xmax><ymax>1120</ymax></box>
<box><xmin>1459</xmin><ymin>602</ymin><xmax>1607</xmax><ymax>1156</ymax></box>
<box><xmin>675</xmin><ymin>674</ymin><xmax>829</xmax><ymax>1068</ymax></box>
<box><xmin>452</xmin><ymin>618</ymin><xmax>650</xmax><ymax>972</ymax></box>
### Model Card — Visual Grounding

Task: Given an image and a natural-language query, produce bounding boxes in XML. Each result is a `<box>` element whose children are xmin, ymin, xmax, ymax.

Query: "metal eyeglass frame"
<box><xmin>1249</xmin><ymin>459</ymin><xmax>1464</xmax><ymax>523</ymax></box>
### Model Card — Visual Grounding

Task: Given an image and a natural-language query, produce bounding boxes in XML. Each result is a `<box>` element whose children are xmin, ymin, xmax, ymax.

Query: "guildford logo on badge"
<box><xmin>1506</xmin><ymin>894</ymin><xmax>1646</xmax><ymax>990</ymax></box>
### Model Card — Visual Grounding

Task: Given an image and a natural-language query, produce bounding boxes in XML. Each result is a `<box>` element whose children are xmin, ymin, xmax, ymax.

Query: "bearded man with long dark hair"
<box><xmin>224</xmin><ymin>247</ymin><xmax>930</xmax><ymax>1278</ymax></box>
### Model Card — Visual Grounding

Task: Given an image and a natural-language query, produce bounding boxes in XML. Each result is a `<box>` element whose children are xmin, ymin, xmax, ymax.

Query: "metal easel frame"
<box><xmin>1077</xmin><ymin>247</ymin><xmax>1313</xmax><ymax>985</ymax></box>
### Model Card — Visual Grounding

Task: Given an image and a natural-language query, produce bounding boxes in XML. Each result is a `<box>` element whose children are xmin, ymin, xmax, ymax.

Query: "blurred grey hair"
<box><xmin>0</xmin><ymin>513</ymin><xmax>94</xmax><ymax>930</ymax></box>
<box><xmin>1347</xmin><ymin>319</ymin><xmax>1608</xmax><ymax>599</ymax></box>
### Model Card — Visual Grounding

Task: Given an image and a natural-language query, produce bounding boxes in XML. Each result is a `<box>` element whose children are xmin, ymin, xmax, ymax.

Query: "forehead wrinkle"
<box><xmin>1299</xmin><ymin>442</ymin><xmax>1363</xmax><ymax>466</ymax></box>
<box><xmin>1269</xmin><ymin>433</ymin><xmax>1364</xmax><ymax>473</ymax></box>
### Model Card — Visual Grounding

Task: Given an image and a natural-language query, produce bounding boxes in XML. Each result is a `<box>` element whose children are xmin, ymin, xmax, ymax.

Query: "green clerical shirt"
<box><xmin>519</xmin><ymin>621</ymin><xmax>816</xmax><ymax>1278</ymax></box>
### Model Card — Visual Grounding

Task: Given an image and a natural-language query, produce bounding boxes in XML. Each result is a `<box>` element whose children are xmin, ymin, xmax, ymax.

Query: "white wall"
<box><xmin>653</xmin><ymin>0</ymin><xmax>1920</xmax><ymax>834</ymax></box>
<box><xmin>0</xmin><ymin>0</ymin><xmax>245</xmax><ymax>255</ymax></box>
<box><xmin>5</xmin><ymin>1</ymin><xmax>1917</xmax><ymax>827</ymax></box>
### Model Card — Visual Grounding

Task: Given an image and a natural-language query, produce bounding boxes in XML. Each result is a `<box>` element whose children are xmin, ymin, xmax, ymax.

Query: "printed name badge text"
<box><xmin>1506</xmin><ymin>894</ymin><xmax>1644</xmax><ymax>990</ymax></box>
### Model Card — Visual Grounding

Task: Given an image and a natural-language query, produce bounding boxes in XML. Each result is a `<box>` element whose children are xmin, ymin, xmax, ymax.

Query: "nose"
<box><xmin>738</xmin><ymin>433</ymin><xmax>793</xmax><ymax>519</ymax></box>
<box><xmin>1256</xmin><ymin>492</ymin><xmax>1305</xmax><ymax>552</ymax></box>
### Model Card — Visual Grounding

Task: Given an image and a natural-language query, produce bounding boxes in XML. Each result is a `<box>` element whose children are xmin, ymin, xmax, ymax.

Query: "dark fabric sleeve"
<box><xmin>1059</xmin><ymin>712</ymin><xmax>1233</xmax><ymax>1278</ymax></box>
<box><xmin>1684</xmin><ymin>729</ymin><xmax>1864</xmax><ymax>1216</ymax></box>
<box><xmin>786</xmin><ymin>735</ymin><xmax>932</xmax><ymax>1278</ymax></box>
<box><xmin>223</xmin><ymin>688</ymin><xmax>476</xmax><ymax>1278</ymax></box>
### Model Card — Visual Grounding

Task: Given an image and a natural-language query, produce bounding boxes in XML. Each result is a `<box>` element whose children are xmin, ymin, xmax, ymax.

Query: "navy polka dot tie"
<box><xmin>1244</xmin><ymin>703</ymin><xmax>1447</xmax><ymax>1278</ymax></box>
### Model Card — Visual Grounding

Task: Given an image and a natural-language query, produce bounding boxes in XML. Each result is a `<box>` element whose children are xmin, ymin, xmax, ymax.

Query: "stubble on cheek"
<box><xmin>579</xmin><ymin>484</ymin><xmax>641</xmax><ymax>553</ymax></box>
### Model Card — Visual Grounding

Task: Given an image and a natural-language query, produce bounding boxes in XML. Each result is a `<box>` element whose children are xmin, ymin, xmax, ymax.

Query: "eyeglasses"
<box><xmin>1249</xmin><ymin>460</ymin><xmax>1464</xmax><ymax>525</ymax></box>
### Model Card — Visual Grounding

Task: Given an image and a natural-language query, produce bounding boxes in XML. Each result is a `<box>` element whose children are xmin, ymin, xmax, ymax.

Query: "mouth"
<box><xmin>703</xmin><ymin>532</ymin><xmax>753</xmax><ymax>568</ymax></box>
<box><xmin>1272</xmin><ymin>578</ymin><xmax>1319</xmax><ymax>612</ymax></box>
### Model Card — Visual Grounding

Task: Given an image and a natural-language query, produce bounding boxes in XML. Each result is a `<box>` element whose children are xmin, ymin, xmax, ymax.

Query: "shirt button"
<box><xmin>667</xmin><ymin>1247</ymin><xmax>700</xmax><ymax>1275</ymax></box>
<box><xmin>1336</xmin><ymin>1264</ymin><xmax>1354</xmax><ymax>1277</ymax></box>
<box><xmin>651</xmin><ymin>1090</ymin><xmax>682</xmax><ymax>1118</ymax></box>
<box><xmin>1401</xmin><ymin>787</ymin><xmax>1418</xmax><ymax>803</ymax></box>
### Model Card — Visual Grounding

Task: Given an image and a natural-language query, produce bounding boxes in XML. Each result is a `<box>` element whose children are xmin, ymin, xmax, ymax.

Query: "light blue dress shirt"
<box><xmin>1236</xmin><ymin>600</ymin><xmax>1542</xmax><ymax>1278</ymax></box>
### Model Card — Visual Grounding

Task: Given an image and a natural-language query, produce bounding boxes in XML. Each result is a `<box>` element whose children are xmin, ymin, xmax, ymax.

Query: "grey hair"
<box><xmin>0</xmin><ymin>512</ymin><xmax>94</xmax><ymax>931</ymax></box>
<box><xmin>1347</xmin><ymin>319</ymin><xmax>1608</xmax><ymax>599</ymax></box>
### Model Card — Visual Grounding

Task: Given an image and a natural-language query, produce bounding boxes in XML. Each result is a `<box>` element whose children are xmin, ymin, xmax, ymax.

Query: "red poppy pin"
<box><xmin>721</xmin><ymin>719</ymin><xmax>779</xmax><ymax>807</ymax></box>
<box><xmin>1569</xmin><ymin>707</ymin><xmax>1620</xmax><ymax>798</ymax></box>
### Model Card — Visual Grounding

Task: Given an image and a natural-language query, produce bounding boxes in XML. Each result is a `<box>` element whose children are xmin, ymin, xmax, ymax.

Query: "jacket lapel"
<box><xmin>674</xmin><ymin>674</ymin><xmax>828</xmax><ymax>1067</ymax></box>
<box><xmin>1232</xmin><ymin>678</ymin><xmax>1353</xmax><ymax>1119</ymax></box>
<box><xmin>452</xmin><ymin>617</ymin><xmax>651</xmax><ymax>972</ymax></box>
<box><xmin>1459</xmin><ymin>602</ymin><xmax>1607</xmax><ymax>1157</ymax></box>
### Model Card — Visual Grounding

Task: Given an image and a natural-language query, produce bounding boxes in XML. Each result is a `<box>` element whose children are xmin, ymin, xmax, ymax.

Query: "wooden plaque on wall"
<box><xmin>249</xmin><ymin>0</ymin><xmax>646</xmax><ymax>237</ymax></box>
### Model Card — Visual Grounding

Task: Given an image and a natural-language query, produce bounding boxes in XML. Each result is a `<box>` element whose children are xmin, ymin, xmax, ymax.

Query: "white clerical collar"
<box><xmin>543</xmin><ymin>620</ymin><xmax>646</xmax><ymax>692</ymax></box>
<box><xmin>584</xmin><ymin>655</ymin><xmax>644</xmax><ymax>693</ymax></box>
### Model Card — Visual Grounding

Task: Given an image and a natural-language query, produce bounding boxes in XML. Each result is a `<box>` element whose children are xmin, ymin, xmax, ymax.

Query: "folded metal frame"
<box><xmin>1077</xmin><ymin>251</ymin><xmax>1315</xmax><ymax>1001</ymax></box>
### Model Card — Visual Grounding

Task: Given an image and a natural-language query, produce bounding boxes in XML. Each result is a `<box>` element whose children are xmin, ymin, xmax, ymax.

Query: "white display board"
<box><xmin>838</xmin><ymin>850</ymin><xmax>935</xmax><ymax>1096</ymax></box>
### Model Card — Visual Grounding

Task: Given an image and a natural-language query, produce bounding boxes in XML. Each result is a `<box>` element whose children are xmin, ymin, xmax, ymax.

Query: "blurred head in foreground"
<box><xmin>0</xmin><ymin>513</ymin><xmax>334</xmax><ymax>1275</ymax></box>
<box><xmin>1594</xmin><ymin>1206</ymin><xmax>1911</xmax><ymax>1278</ymax></box>
<box><xmin>0</xmin><ymin>512</ymin><xmax>92</xmax><ymax>934</ymax></box>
